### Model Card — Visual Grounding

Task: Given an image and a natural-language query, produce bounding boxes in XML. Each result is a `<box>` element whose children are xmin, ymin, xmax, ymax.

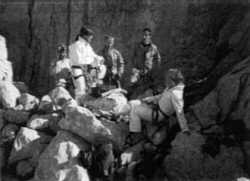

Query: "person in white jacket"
<box><xmin>69</xmin><ymin>27</ymin><xmax>104</xmax><ymax>104</ymax></box>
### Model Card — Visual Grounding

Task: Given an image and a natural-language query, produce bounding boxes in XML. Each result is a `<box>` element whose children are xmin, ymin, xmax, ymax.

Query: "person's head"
<box><xmin>57</xmin><ymin>44</ymin><xmax>67</xmax><ymax>60</ymax></box>
<box><xmin>79</xmin><ymin>26</ymin><xmax>94</xmax><ymax>43</ymax></box>
<box><xmin>104</xmin><ymin>35</ymin><xmax>115</xmax><ymax>48</ymax></box>
<box><xmin>142</xmin><ymin>28</ymin><xmax>152</xmax><ymax>45</ymax></box>
<box><xmin>164</xmin><ymin>68</ymin><xmax>185</xmax><ymax>88</ymax></box>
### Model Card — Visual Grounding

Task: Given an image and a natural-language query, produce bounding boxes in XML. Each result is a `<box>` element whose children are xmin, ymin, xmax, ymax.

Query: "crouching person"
<box><xmin>128</xmin><ymin>69</ymin><xmax>190</xmax><ymax>134</ymax></box>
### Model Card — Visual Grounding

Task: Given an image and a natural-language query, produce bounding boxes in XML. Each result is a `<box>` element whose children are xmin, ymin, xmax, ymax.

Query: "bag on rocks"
<box><xmin>0</xmin><ymin>81</ymin><xmax>21</xmax><ymax>108</ymax></box>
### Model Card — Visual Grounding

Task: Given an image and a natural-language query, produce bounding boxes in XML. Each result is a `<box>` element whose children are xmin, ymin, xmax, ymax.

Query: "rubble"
<box><xmin>34</xmin><ymin>131</ymin><xmax>90</xmax><ymax>181</ymax></box>
<box><xmin>8</xmin><ymin>127</ymin><xmax>52</xmax><ymax>164</ymax></box>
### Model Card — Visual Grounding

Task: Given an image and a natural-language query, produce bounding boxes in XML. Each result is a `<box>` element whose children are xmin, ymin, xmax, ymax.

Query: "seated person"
<box><xmin>127</xmin><ymin>69</ymin><xmax>190</xmax><ymax>134</ymax></box>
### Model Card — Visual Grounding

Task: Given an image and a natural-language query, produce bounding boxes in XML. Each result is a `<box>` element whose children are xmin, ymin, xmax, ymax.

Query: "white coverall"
<box><xmin>69</xmin><ymin>37</ymin><xmax>104</xmax><ymax>103</ymax></box>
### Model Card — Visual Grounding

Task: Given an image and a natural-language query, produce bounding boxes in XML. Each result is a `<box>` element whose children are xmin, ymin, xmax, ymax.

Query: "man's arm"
<box><xmin>153</xmin><ymin>45</ymin><xmax>161</xmax><ymax>66</ymax></box>
<box><xmin>116</xmin><ymin>50</ymin><xmax>125</xmax><ymax>77</ymax></box>
<box><xmin>171</xmin><ymin>93</ymin><xmax>189</xmax><ymax>132</ymax></box>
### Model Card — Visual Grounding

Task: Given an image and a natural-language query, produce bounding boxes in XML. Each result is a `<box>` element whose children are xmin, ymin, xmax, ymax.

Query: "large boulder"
<box><xmin>34</xmin><ymin>131</ymin><xmax>90</xmax><ymax>181</ymax></box>
<box><xmin>59</xmin><ymin>104</ymin><xmax>128</xmax><ymax>149</ymax></box>
<box><xmin>8</xmin><ymin>127</ymin><xmax>52</xmax><ymax>164</ymax></box>
<box><xmin>3</xmin><ymin>110</ymin><xmax>30</xmax><ymax>125</ymax></box>
<box><xmin>164</xmin><ymin>132</ymin><xmax>245</xmax><ymax>181</ymax></box>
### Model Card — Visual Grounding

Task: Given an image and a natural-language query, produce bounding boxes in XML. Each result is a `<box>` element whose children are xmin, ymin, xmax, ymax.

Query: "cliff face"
<box><xmin>0</xmin><ymin>0</ymin><xmax>250</xmax><ymax>96</ymax></box>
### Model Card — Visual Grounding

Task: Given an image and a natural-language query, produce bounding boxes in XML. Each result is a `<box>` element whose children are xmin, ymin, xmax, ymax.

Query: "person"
<box><xmin>69</xmin><ymin>26</ymin><xmax>104</xmax><ymax>104</ymax></box>
<box><xmin>132</xmin><ymin>28</ymin><xmax>161</xmax><ymax>82</ymax></box>
<box><xmin>101</xmin><ymin>35</ymin><xmax>124</xmax><ymax>88</ymax></box>
<box><xmin>50</xmin><ymin>44</ymin><xmax>71</xmax><ymax>87</ymax></box>
<box><xmin>128</xmin><ymin>69</ymin><xmax>190</xmax><ymax>134</ymax></box>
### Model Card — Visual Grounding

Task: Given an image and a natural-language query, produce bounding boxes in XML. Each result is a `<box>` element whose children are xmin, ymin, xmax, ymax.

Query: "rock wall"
<box><xmin>0</xmin><ymin>0</ymin><xmax>250</xmax><ymax>96</ymax></box>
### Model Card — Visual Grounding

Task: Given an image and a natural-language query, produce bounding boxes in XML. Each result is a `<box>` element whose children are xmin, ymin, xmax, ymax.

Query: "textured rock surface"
<box><xmin>164</xmin><ymin>132</ymin><xmax>246</xmax><ymax>181</ymax></box>
<box><xmin>59</xmin><ymin>105</ymin><xmax>128</xmax><ymax>149</ymax></box>
<box><xmin>9</xmin><ymin>127</ymin><xmax>52</xmax><ymax>164</ymax></box>
<box><xmin>27</xmin><ymin>113</ymin><xmax>61</xmax><ymax>131</ymax></box>
<box><xmin>34</xmin><ymin>131</ymin><xmax>90</xmax><ymax>181</ymax></box>
<box><xmin>3</xmin><ymin>110</ymin><xmax>30</xmax><ymax>124</ymax></box>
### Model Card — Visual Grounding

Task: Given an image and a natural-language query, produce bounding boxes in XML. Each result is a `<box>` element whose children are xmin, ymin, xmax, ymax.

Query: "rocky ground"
<box><xmin>1</xmin><ymin>56</ymin><xmax>250</xmax><ymax>181</ymax></box>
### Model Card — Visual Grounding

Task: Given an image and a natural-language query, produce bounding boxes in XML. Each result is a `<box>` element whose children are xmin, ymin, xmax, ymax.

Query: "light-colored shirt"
<box><xmin>0</xmin><ymin>60</ymin><xmax>13</xmax><ymax>82</ymax></box>
<box><xmin>69</xmin><ymin>38</ymin><xmax>103</xmax><ymax>66</ymax></box>
<box><xmin>150</xmin><ymin>83</ymin><xmax>187</xmax><ymax>129</ymax></box>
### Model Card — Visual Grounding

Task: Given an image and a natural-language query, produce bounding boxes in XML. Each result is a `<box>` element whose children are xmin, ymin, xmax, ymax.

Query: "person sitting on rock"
<box><xmin>101</xmin><ymin>35</ymin><xmax>124</xmax><ymax>89</ymax></box>
<box><xmin>50</xmin><ymin>44</ymin><xmax>72</xmax><ymax>88</ymax></box>
<box><xmin>127</xmin><ymin>69</ymin><xmax>190</xmax><ymax>135</ymax></box>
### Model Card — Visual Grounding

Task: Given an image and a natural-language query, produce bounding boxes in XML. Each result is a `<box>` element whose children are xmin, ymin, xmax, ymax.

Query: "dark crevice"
<box><xmin>27</xmin><ymin>0</ymin><xmax>35</xmax><ymax>48</ymax></box>
<box><xmin>66</xmin><ymin>0</ymin><xmax>72</xmax><ymax>47</ymax></box>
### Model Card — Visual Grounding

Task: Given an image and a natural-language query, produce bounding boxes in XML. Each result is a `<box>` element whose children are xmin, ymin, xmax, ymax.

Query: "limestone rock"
<box><xmin>34</xmin><ymin>131</ymin><xmax>90</xmax><ymax>181</ymax></box>
<box><xmin>3</xmin><ymin>109</ymin><xmax>30</xmax><ymax>124</ymax></box>
<box><xmin>0</xmin><ymin>81</ymin><xmax>21</xmax><ymax>109</ymax></box>
<box><xmin>9</xmin><ymin>127</ymin><xmax>52</xmax><ymax>164</ymax></box>
<box><xmin>49</xmin><ymin>86</ymin><xmax>72</xmax><ymax>110</ymax></box>
<box><xmin>18</xmin><ymin>93</ymin><xmax>39</xmax><ymax>111</ymax></box>
<box><xmin>59</xmin><ymin>105</ymin><xmax>128</xmax><ymax>149</ymax></box>
<box><xmin>27</xmin><ymin>113</ymin><xmax>62</xmax><ymax>131</ymax></box>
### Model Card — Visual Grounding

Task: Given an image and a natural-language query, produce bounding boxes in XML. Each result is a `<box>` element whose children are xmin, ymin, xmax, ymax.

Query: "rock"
<box><xmin>38</xmin><ymin>95</ymin><xmax>54</xmax><ymax>113</ymax></box>
<box><xmin>1</xmin><ymin>124</ymin><xmax>19</xmax><ymax>142</ymax></box>
<box><xmin>164</xmin><ymin>132</ymin><xmax>245</xmax><ymax>181</ymax></box>
<box><xmin>3</xmin><ymin>110</ymin><xmax>30</xmax><ymax>124</ymax></box>
<box><xmin>59</xmin><ymin>105</ymin><xmax>128</xmax><ymax>149</ymax></box>
<box><xmin>8</xmin><ymin>127</ymin><xmax>52</xmax><ymax>164</ymax></box>
<box><xmin>0</xmin><ymin>81</ymin><xmax>21</xmax><ymax>108</ymax></box>
<box><xmin>27</xmin><ymin>113</ymin><xmax>62</xmax><ymax>131</ymax></box>
<box><xmin>49</xmin><ymin>86</ymin><xmax>72</xmax><ymax>110</ymax></box>
<box><xmin>18</xmin><ymin>93</ymin><xmax>39</xmax><ymax>111</ymax></box>
<box><xmin>34</xmin><ymin>131</ymin><xmax>90</xmax><ymax>181</ymax></box>
<box><xmin>13</xmin><ymin>81</ymin><xmax>29</xmax><ymax>93</ymax></box>
<box><xmin>16</xmin><ymin>160</ymin><xmax>35</xmax><ymax>178</ymax></box>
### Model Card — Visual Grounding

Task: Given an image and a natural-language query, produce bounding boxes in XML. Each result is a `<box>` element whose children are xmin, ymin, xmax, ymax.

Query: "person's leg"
<box><xmin>74</xmin><ymin>76</ymin><xmax>87</xmax><ymax>105</ymax></box>
<box><xmin>129</xmin><ymin>102</ymin><xmax>153</xmax><ymax>133</ymax></box>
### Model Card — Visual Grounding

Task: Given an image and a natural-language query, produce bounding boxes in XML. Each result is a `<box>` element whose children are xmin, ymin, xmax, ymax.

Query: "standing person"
<box><xmin>101</xmin><ymin>35</ymin><xmax>124</xmax><ymax>88</ymax></box>
<box><xmin>132</xmin><ymin>28</ymin><xmax>161</xmax><ymax>84</ymax></box>
<box><xmin>50</xmin><ymin>44</ymin><xmax>71</xmax><ymax>87</ymax></box>
<box><xmin>69</xmin><ymin>26</ymin><xmax>104</xmax><ymax>104</ymax></box>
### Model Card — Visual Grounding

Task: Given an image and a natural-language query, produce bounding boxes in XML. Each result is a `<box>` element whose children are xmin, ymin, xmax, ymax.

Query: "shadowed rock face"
<box><xmin>0</xmin><ymin>1</ymin><xmax>250</xmax><ymax>97</ymax></box>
